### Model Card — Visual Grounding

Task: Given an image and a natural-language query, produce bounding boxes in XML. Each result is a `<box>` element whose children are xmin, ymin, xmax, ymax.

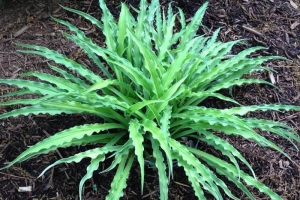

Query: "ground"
<box><xmin>0</xmin><ymin>0</ymin><xmax>300</xmax><ymax>199</ymax></box>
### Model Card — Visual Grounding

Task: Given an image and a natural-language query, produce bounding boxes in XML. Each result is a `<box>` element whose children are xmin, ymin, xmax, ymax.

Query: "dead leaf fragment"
<box><xmin>279</xmin><ymin>160</ymin><xmax>284</xmax><ymax>169</ymax></box>
<box><xmin>18</xmin><ymin>186</ymin><xmax>32</xmax><ymax>192</ymax></box>
<box><xmin>290</xmin><ymin>0</ymin><xmax>298</xmax><ymax>9</ymax></box>
<box><xmin>291</xmin><ymin>21</ymin><xmax>300</xmax><ymax>30</ymax></box>
<box><xmin>269</xmin><ymin>72</ymin><xmax>276</xmax><ymax>84</ymax></box>
<box><xmin>283</xmin><ymin>161</ymin><xmax>290</xmax><ymax>167</ymax></box>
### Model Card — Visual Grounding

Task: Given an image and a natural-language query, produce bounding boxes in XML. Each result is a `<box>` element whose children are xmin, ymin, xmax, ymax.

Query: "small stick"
<box><xmin>13</xmin><ymin>25</ymin><xmax>29</xmax><ymax>38</ymax></box>
<box><xmin>42</xmin><ymin>130</ymin><xmax>70</xmax><ymax>180</ymax></box>
<box><xmin>242</xmin><ymin>25</ymin><xmax>263</xmax><ymax>36</ymax></box>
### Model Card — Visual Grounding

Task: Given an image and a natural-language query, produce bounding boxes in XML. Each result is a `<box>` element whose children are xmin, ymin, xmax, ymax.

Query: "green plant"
<box><xmin>1</xmin><ymin>0</ymin><xmax>300</xmax><ymax>199</ymax></box>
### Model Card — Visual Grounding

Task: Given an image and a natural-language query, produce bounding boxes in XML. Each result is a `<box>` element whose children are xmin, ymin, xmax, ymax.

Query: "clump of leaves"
<box><xmin>1</xmin><ymin>0</ymin><xmax>300</xmax><ymax>199</ymax></box>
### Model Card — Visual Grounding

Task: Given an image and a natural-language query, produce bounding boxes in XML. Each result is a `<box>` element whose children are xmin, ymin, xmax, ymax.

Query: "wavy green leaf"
<box><xmin>143</xmin><ymin>120</ymin><xmax>173</xmax><ymax>179</ymax></box>
<box><xmin>129</xmin><ymin>119</ymin><xmax>145</xmax><ymax>193</ymax></box>
<box><xmin>20</xmin><ymin>71</ymin><xmax>84</xmax><ymax>92</ymax></box>
<box><xmin>169</xmin><ymin>138</ymin><xmax>223</xmax><ymax>199</ymax></box>
<box><xmin>0</xmin><ymin>79</ymin><xmax>63</xmax><ymax>95</ymax></box>
<box><xmin>106</xmin><ymin>153</ymin><xmax>134</xmax><ymax>200</ymax></box>
<box><xmin>0</xmin><ymin>123</ymin><xmax>124</xmax><ymax>170</ymax></box>
<box><xmin>16</xmin><ymin>43</ymin><xmax>102</xmax><ymax>84</ymax></box>
<box><xmin>150</xmin><ymin>137</ymin><xmax>168</xmax><ymax>200</ymax></box>
<box><xmin>190</xmin><ymin>148</ymin><xmax>282</xmax><ymax>200</ymax></box>
<box><xmin>223</xmin><ymin>104</ymin><xmax>300</xmax><ymax>116</ymax></box>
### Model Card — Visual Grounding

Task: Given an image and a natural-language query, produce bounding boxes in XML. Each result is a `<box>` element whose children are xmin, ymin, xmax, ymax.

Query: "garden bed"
<box><xmin>0</xmin><ymin>0</ymin><xmax>300</xmax><ymax>199</ymax></box>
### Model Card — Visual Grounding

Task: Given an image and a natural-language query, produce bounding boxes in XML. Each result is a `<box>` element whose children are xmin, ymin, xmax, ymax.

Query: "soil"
<box><xmin>0</xmin><ymin>0</ymin><xmax>300</xmax><ymax>199</ymax></box>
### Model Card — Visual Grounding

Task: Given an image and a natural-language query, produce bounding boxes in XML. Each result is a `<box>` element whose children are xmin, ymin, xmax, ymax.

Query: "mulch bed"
<box><xmin>0</xmin><ymin>0</ymin><xmax>300</xmax><ymax>199</ymax></box>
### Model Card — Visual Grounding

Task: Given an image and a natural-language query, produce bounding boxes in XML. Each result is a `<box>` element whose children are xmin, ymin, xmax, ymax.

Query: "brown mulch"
<box><xmin>0</xmin><ymin>0</ymin><xmax>300</xmax><ymax>199</ymax></box>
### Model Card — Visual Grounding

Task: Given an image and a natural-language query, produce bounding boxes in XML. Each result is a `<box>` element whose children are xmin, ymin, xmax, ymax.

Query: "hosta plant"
<box><xmin>1</xmin><ymin>0</ymin><xmax>300</xmax><ymax>199</ymax></box>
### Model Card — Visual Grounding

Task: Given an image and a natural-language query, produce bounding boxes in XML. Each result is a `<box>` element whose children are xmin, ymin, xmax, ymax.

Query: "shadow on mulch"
<box><xmin>1</xmin><ymin>0</ymin><xmax>300</xmax><ymax>199</ymax></box>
